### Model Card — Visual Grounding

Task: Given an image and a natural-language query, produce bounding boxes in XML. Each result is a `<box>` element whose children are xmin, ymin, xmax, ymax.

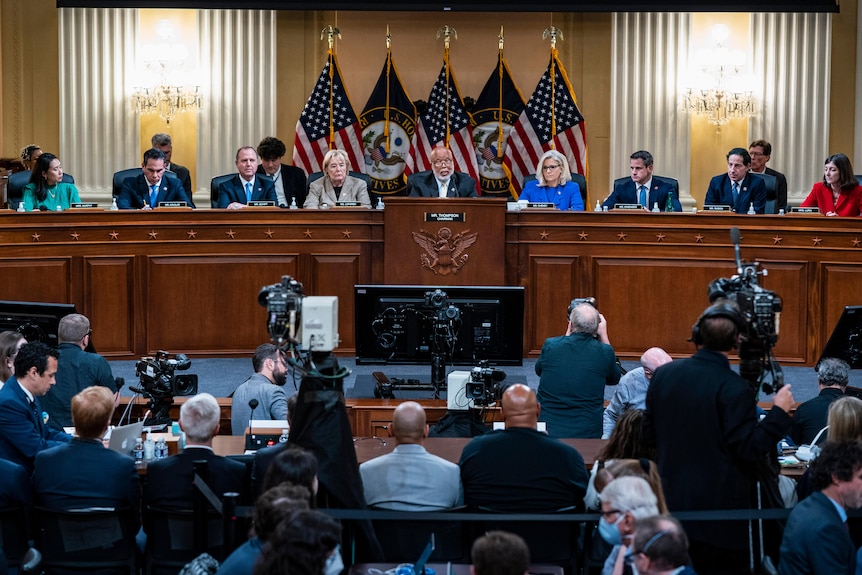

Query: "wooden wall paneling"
<box><xmin>0</xmin><ymin>258</ymin><xmax>71</xmax><ymax>303</ymax></box>
<box><xmin>82</xmin><ymin>256</ymin><xmax>135</xmax><ymax>356</ymax></box>
<box><xmin>820</xmin><ymin>262</ymin><xmax>862</xmax><ymax>354</ymax></box>
<box><xmin>527</xmin><ymin>255</ymin><xmax>580</xmax><ymax>355</ymax></box>
<box><xmin>302</xmin><ymin>253</ymin><xmax>362</xmax><ymax>352</ymax></box>
<box><xmin>144</xmin><ymin>254</ymin><xmax>299</xmax><ymax>356</ymax></box>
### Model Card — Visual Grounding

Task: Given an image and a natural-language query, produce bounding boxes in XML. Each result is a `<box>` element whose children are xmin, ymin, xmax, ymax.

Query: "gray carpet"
<box><xmin>108</xmin><ymin>356</ymin><xmax>855</xmax><ymax>404</ymax></box>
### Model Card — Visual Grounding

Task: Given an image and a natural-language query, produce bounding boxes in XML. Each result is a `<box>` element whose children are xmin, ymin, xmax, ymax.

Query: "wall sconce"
<box><xmin>130</xmin><ymin>20</ymin><xmax>202</xmax><ymax>126</ymax></box>
<box><xmin>682</xmin><ymin>24</ymin><xmax>756</xmax><ymax>126</ymax></box>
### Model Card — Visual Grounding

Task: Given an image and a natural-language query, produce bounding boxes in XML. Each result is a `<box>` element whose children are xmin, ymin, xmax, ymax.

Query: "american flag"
<box><xmin>293</xmin><ymin>52</ymin><xmax>365</xmax><ymax>176</ymax></box>
<box><xmin>407</xmin><ymin>63</ymin><xmax>480</xmax><ymax>194</ymax></box>
<box><xmin>503</xmin><ymin>53</ymin><xmax>588</xmax><ymax>198</ymax></box>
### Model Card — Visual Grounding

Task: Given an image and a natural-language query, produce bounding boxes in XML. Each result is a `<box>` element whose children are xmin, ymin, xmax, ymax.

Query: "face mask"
<box><xmin>599</xmin><ymin>513</ymin><xmax>625</xmax><ymax>546</ymax></box>
<box><xmin>323</xmin><ymin>545</ymin><xmax>344</xmax><ymax>575</ymax></box>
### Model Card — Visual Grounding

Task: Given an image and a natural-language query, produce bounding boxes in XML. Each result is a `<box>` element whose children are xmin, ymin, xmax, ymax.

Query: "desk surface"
<box><xmin>350</xmin><ymin>564</ymin><xmax>563</xmax><ymax>575</ymax></box>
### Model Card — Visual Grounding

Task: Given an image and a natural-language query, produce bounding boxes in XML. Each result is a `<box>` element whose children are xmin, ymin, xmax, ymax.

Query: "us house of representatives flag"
<box><xmin>293</xmin><ymin>51</ymin><xmax>365</xmax><ymax>176</ymax></box>
<box><xmin>472</xmin><ymin>53</ymin><xmax>525</xmax><ymax>199</ymax></box>
<box><xmin>503</xmin><ymin>52</ymin><xmax>589</xmax><ymax>199</ymax></box>
<box><xmin>359</xmin><ymin>51</ymin><xmax>416</xmax><ymax>197</ymax></box>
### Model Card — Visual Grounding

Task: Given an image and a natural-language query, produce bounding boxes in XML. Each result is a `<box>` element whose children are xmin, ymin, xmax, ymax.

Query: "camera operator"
<box><xmin>536</xmin><ymin>301</ymin><xmax>620</xmax><ymax>439</ymax></box>
<box><xmin>231</xmin><ymin>343</ymin><xmax>289</xmax><ymax>435</ymax></box>
<box><xmin>643</xmin><ymin>299</ymin><xmax>795</xmax><ymax>575</ymax></box>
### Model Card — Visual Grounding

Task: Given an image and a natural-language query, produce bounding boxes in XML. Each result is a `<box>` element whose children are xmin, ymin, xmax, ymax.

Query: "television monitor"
<box><xmin>820</xmin><ymin>305</ymin><xmax>862</xmax><ymax>369</ymax></box>
<box><xmin>0</xmin><ymin>300</ymin><xmax>77</xmax><ymax>347</ymax></box>
<box><xmin>354</xmin><ymin>285</ymin><xmax>523</xmax><ymax>366</ymax></box>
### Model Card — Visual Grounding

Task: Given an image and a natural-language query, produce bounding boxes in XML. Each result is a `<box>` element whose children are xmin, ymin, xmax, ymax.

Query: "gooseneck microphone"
<box><xmin>730</xmin><ymin>226</ymin><xmax>743</xmax><ymax>275</ymax></box>
<box><xmin>248</xmin><ymin>398</ymin><xmax>259</xmax><ymax>432</ymax></box>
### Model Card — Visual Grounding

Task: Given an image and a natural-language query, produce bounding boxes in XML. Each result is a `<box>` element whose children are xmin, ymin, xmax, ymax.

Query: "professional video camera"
<box><xmin>259</xmin><ymin>275</ymin><xmax>338</xmax><ymax>352</ymax></box>
<box><xmin>708</xmin><ymin>227</ymin><xmax>783</xmax><ymax>393</ymax></box>
<box><xmin>131</xmin><ymin>351</ymin><xmax>197</xmax><ymax>425</ymax></box>
<box><xmin>466</xmin><ymin>361</ymin><xmax>507</xmax><ymax>406</ymax></box>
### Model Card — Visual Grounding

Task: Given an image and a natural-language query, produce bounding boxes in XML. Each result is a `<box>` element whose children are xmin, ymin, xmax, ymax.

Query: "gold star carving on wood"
<box><xmin>694</xmin><ymin>234</ymin><xmax>704</xmax><ymax>243</ymax></box>
<box><xmin>812</xmin><ymin>237</ymin><xmax>822</xmax><ymax>246</ymax></box>
<box><xmin>226</xmin><ymin>229</ymin><xmax>236</xmax><ymax>239</ymax></box>
<box><xmin>303</xmin><ymin>229</ymin><xmax>313</xmax><ymax>238</ymax></box>
<box><xmin>148</xmin><ymin>229</ymin><xmax>159</xmax><ymax>239</ymax></box>
<box><xmin>70</xmin><ymin>232</ymin><xmax>80</xmax><ymax>241</ymax></box>
<box><xmin>772</xmin><ymin>235</ymin><xmax>783</xmax><ymax>245</ymax></box>
<box><xmin>655</xmin><ymin>233</ymin><xmax>666</xmax><ymax>242</ymax></box>
<box><xmin>539</xmin><ymin>230</ymin><xmax>549</xmax><ymax>240</ymax></box>
<box><xmin>578</xmin><ymin>231</ymin><xmax>589</xmax><ymax>241</ymax></box>
<box><xmin>265</xmin><ymin>229</ymin><xmax>274</xmax><ymax>238</ymax></box>
<box><xmin>617</xmin><ymin>231</ymin><xmax>627</xmax><ymax>241</ymax></box>
<box><xmin>31</xmin><ymin>232</ymin><xmax>41</xmax><ymax>242</ymax></box>
<box><xmin>187</xmin><ymin>230</ymin><xmax>197</xmax><ymax>239</ymax></box>
<box><xmin>342</xmin><ymin>229</ymin><xmax>352</xmax><ymax>238</ymax></box>
<box><xmin>109</xmin><ymin>231</ymin><xmax>120</xmax><ymax>240</ymax></box>
<box><xmin>853</xmin><ymin>238</ymin><xmax>861</xmax><ymax>248</ymax></box>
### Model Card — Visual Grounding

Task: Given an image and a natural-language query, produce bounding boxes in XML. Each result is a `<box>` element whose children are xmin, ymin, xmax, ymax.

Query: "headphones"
<box><xmin>690</xmin><ymin>300</ymin><xmax>746</xmax><ymax>345</ymax></box>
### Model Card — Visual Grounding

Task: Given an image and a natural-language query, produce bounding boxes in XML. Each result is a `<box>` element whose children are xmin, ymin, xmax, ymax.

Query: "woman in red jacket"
<box><xmin>801</xmin><ymin>153</ymin><xmax>862</xmax><ymax>216</ymax></box>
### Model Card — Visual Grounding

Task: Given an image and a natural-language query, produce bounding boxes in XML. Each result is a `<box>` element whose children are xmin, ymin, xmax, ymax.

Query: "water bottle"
<box><xmin>144</xmin><ymin>433</ymin><xmax>155</xmax><ymax>461</ymax></box>
<box><xmin>16</xmin><ymin>202</ymin><xmax>25</xmax><ymax>213</ymax></box>
<box><xmin>55</xmin><ymin>204</ymin><xmax>63</xmax><ymax>212</ymax></box>
<box><xmin>651</xmin><ymin>202</ymin><xmax>660</xmax><ymax>213</ymax></box>
<box><xmin>747</xmin><ymin>203</ymin><xmax>756</xmax><ymax>215</ymax></box>
<box><xmin>376</xmin><ymin>198</ymin><xmax>385</xmax><ymax>210</ymax></box>
<box><xmin>289</xmin><ymin>197</ymin><xmax>298</xmax><ymax>210</ymax></box>
<box><xmin>279</xmin><ymin>429</ymin><xmax>289</xmax><ymax>443</ymax></box>
<box><xmin>665</xmin><ymin>192</ymin><xmax>675</xmax><ymax>212</ymax></box>
<box><xmin>133</xmin><ymin>437</ymin><xmax>144</xmax><ymax>461</ymax></box>
<box><xmin>155</xmin><ymin>437</ymin><xmax>168</xmax><ymax>459</ymax></box>
<box><xmin>594</xmin><ymin>200</ymin><xmax>602</xmax><ymax>212</ymax></box>
<box><xmin>110</xmin><ymin>197</ymin><xmax>119</xmax><ymax>211</ymax></box>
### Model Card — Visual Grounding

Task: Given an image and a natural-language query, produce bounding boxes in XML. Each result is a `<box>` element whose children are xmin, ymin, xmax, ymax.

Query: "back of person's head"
<box><xmin>809</xmin><ymin>440</ymin><xmax>862</xmax><ymax>492</ymax></box>
<box><xmin>253</xmin><ymin>343</ymin><xmax>280</xmax><ymax>373</ymax></box>
<box><xmin>827</xmin><ymin>396</ymin><xmax>862</xmax><ymax>442</ymax></box>
<box><xmin>633</xmin><ymin>515</ymin><xmax>690</xmax><ymax>572</ymax></box>
<box><xmin>500</xmin><ymin>383</ymin><xmax>539</xmax><ymax>428</ymax></box>
<box><xmin>72</xmin><ymin>386</ymin><xmax>114</xmax><ymax>440</ymax></box>
<box><xmin>254</xmin><ymin>484</ymin><xmax>311</xmax><ymax>543</ymax></box>
<box><xmin>14</xmin><ymin>341</ymin><xmax>57</xmax><ymax>378</ymax></box>
<box><xmin>597</xmin><ymin>459</ymin><xmax>669</xmax><ymax>514</ymax></box>
<box><xmin>598</xmin><ymin>409</ymin><xmax>655</xmax><ymax>461</ymax></box>
<box><xmin>262</xmin><ymin>445</ymin><xmax>319</xmax><ymax>495</ymax></box>
<box><xmin>287</xmin><ymin>393</ymin><xmax>298</xmax><ymax>424</ymax></box>
<box><xmin>817</xmin><ymin>357</ymin><xmax>850</xmax><ymax>389</ymax></box>
<box><xmin>694</xmin><ymin>300</ymin><xmax>741</xmax><ymax>351</ymax></box>
<box><xmin>58</xmin><ymin>313</ymin><xmax>90</xmax><ymax>344</ymax></box>
<box><xmin>0</xmin><ymin>331</ymin><xmax>27</xmax><ymax>382</ymax></box>
<box><xmin>599</xmin><ymin>476</ymin><xmax>659</xmax><ymax>520</ymax></box>
<box><xmin>254</xmin><ymin>509</ymin><xmax>341</xmax><ymax>575</ymax></box>
<box><xmin>391</xmin><ymin>401</ymin><xmax>427</xmax><ymax>443</ymax></box>
<box><xmin>180</xmin><ymin>393</ymin><xmax>220</xmax><ymax>443</ymax></box>
<box><xmin>569</xmin><ymin>303</ymin><xmax>599</xmax><ymax>336</ymax></box>
<box><xmin>471</xmin><ymin>531</ymin><xmax>530</xmax><ymax>575</ymax></box>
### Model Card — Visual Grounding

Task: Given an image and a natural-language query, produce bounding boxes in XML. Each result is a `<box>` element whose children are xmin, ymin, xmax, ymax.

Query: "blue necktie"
<box><xmin>245</xmin><ymin>182</ymin><xmax>253</xmax><ymax>203</ymax></box>
<box><xmin>732</xmin><ymin>182</ymin><xmax>739</xmax><ymax>206</ymax></box>
<box><xmin>150</xmin><ymin>184</ymin><xmax>158</xmax><ymax>207</ymax></box>
<box><xmin>639</xmin><ymin>185</ymin><xmax>647</xmax><ymax>207</ymax></box>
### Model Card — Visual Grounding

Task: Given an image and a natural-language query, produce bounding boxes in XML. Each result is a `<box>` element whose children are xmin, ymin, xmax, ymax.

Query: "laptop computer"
<box><xmin>106</xmin><ymin>421</ymin><xmax>144</xmax><ymax>455</ymax></box>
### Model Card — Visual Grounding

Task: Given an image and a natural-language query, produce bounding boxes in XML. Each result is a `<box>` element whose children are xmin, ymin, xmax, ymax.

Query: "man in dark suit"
<box><xmin>0</xmin><ymin>459</ymin><xmax>31</xmax><ymax>508</ymax></box>
<box><xmin>778</xmin><ymin>440</ymin><xmax>862</xmax><ymax>574</ymax></box>
<box><xmin>602</xmin><ymin>150</ymin><xmax>682</xmax><ymax>211</ymax></box>
<box><xmin>32</xmin><ymin>386</ymin><xmax>140</xmax><ymax>527</ymax></box>
<box><xmin>152</xmin><ymin>132</ymin><xmax>194</xmax><ymax>207</ymax></box>
<box><xmin>407</xmin><ymin>146</ymin><xmax>477</xmax><ymax>198</ymax></box>
<box><xmin>704</xmin><ymin>147</ymin><xmax>767</xmax><ymax>213</ymax></box>
<box><xmin>118</xmin><ymin>148</ymin><xmax>191</xmax><ymax>209</ymax></box>
<box><xmin>644</xmin><ymin>300</ymin><xmax>795</xmax><ymax>575</ymax></box>
<box><xmin>257</xmin><ymin>136</ymin><xmax>307</xmax><ymax>207</ymax></box>
<box><xmin>791</xmin><ymin>357</ymin><xmax>849</xmax><ymax>445</ymax></box>
<box><xmin>143</xmin><ymin>392</ymin><xmax>247</xmax><ymax>529</ymax></box>
<box><xmin>0</xmin><ymin>342</ymin><xmax>71</xmax><ymax>473</ymax></box>
<box><xmin>218</xmin><ymin>146</ymin><xmax>277</xmax><ymax>209</ymax></box>
<box><xmin>750</xmin><ymin>139</ymin><xmax>789</xmax><ymax>213</ymax></box>
<box><xmin>631</xmin><ymin>515</ymin><xmax>699</xmax><ymax>575</ymax></box>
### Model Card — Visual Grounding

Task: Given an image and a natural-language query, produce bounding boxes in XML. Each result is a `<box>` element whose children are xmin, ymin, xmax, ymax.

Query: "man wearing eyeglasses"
<box><xmin>749</xmin><ymin>140</ymin><xmax>788</xmax><ymax>213</ymax></box>
<box><xmin>602</xmin><ymin>347</ymin><xmax>672</xmax><ymax>439</ymax></box>
<box><xmin>407</xmin><ymin>146</ymin><xmax>478</xmax><ymax>198</ymax></box>
<box><xmin>629</xmin><ymin>515</ymin><xmax>698</xmax><ymax>575</ymax></box>
<box><xmin>42</xmin><ymin>313</ymin><xmax>118</xmax><ymax>431</ymax></box>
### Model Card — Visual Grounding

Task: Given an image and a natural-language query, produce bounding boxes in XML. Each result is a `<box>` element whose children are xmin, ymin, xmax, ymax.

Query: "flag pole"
<box><xmin>436</xmin><ymin>25</ymin><xmax>458</xmax><ymax>148</ymax></box>
<box><xmin>542</xmin><ymin>26</ymin><xmax>564</xmax><ymax>150</ymax></box>
<box><xmin>497</xmin><ymin>26</ymin><xmax>505</xmax><ymax>158</ymax></box>
<box><xmin>384</xmin><ymin>26</ymin><xmax>392</xmax><ymax>154</ymax></box>
<box><xmin>321</xmin><ymin>24</ymin><xmax>342</xmax><ymax>151</ymax></box>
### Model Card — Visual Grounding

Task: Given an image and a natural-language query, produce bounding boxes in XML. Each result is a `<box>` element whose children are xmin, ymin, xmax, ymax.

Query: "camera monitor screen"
<box><xmin>354</xmin><ymin>285</ymin><xmax>524</xmax><ymax>366</ymax></box>
<box><xmin>0</xmin><ymin>300</ymin><xmax>77</xmax><ymax>347</ymax></box>
<box><xmin>820</xmin><ymin>305</ymin><xmax>862</xmax><ymax>369</ymax></box>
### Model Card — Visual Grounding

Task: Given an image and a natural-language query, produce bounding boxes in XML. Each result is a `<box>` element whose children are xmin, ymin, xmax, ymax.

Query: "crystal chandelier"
<box><xmin>682</xmin><ymin>24</ymin><xmax>756</xmax><ymax>126</ymax></box>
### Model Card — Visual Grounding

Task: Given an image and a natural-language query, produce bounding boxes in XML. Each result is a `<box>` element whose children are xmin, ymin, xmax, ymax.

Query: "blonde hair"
<box><xmin>535</xmin><ymin>150</ymin><xmax>571</xmax><ymax>187</ymax></box>
<box><xmin>827</xmin><ymin>396</ymin><xmax>862</xmax><ymax>442</ymax></box>
<box><xmin>322</xmin><ymin>149</ymin><xmax>351</xmax><ymax>172</ymax></box>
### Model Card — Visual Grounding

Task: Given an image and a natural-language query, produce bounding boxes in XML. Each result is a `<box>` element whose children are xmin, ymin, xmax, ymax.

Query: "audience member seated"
<box><xmin>602</xmin><ymin>347</ymin><xmax>672</xmax><ymax>439</ymax></box>
<box><xmin>117</xmin><ymin>148</ymin><xmax>191</xmax><ymax>209</ymax></box>
<box><xmin>20</xmin><ymin>144</ymin><xmax>43</xmax><ymax>171</ymax></box>
<box><xmin>304</xmin><ymin>149</ymin><xmax>371</xmax><ymax>208</ymax></box>
<box><xmin>471</xmin><ymin>531</ymin><xmax>530</xmax><ymax>575</ymax></box>
<box><xmin>260</xmin><ymin>445</ymin><xmax>319</xmax><ymax>502</ymax></box>
<box><xmin>593</xmin><ymin>459</ymin><xmax>669</xmax><ymax>515</ymax></box>
<box><xmin>257</xmin><ymin>136</ymin><xmax>307</xmax><ymax>207</ymax></box>
<box><xmin>791</xmin><ymin>357</ymin><xmax>850</xmax><ymax>445</ymax></box>
<box><xmin>218</xmin><ymin>146</ymin><xmax>277</xmax><ymax>209</ymax></box>
<box><xmin>32</xmin><ymin>386</ymin><xmax>139</xmax><ymax>527</ymax></box>
<box><xmin>704</xmin><ymin>147</ymin><xmax>766</xmax><ymax>214</ymax></box>
<box><xmin>631</xmin><ymin>515</ymin><xmax>699</xmax><ymax>575</ymax></box>
<box><xmin>0</xmin><ymin>342</ymin><xmax>70</xmax><ymax>472</ymax></box>
<box><xmin>459</xmin><ymin>383</ymin><xmax>589</xmax><ymax>512</ymax></box>
<box><xmin>360</xmin><ymin>401</ymin><xmax>463</xmax><ymax>511</ymax></box>
<box><xmin>0</xmin><ymin>458</ymin><xmax>32</xmax><ymax>508</ymax></box>
<box><xmin>800</xmin><ymin>152</ymin><xmax>862</xmax><ymax>217</ymax></box>
<box><xmin>519</xmin><ymin>149</ymin><xmax>584</xmax><ymax>210</ymax></box>
<box><xmin>21</xmin><ymin>153</ymin><xmax>81</xmax><ymax>212</ymax></box>
<box><xmin>42</xmin><ymin>313</ymin><xmax>117</xmax><ymax>430</ymax></box>
<box><xmin>143</xmin><ymin>392</ymin><xmax>248</xmax><ymax>526</ymax></box>
<box><xmin>779</xmin><ymin>440</ymin><xmax>862</xmax><ymax>575</ymax></box>
<box><xmin>231</xmin><ymin>343</ymin><xmax>289</xmax><ymax>436</ymax></box>
<box><xmin>151</xmin><ymin>132</ymin><xmax>194</xmax><ymax>206</ymax></box>
<box><xmin>536</xmin><ymin>301</ymin><xmax>620</xmax><ymax>438</ymax></box>
<box><xmin>407</xmin><ymin>146</ymin><xmax>477</xmax><ymax>198</ymax></box>
<box><xmin>749</xmin><ymin>139</ymin><xmax>788</xmax><ymax>213</ymax></box>
<box><xmin>215</xmin><ymin>484</ymin><xmax>311</xmax><ymax>575</ymax></box>
<box><xmin>254</xmin><ymin>509</ymin><xmax>342</xmax><ymax>575</ymax></box>
<box><xmin>598</xmin><ymin>476</ymin><xmax>660</xmax><ymax>575</ymax></box>
<box><xmin>0</xmin><ymin>331</ymin><xmax>27</xmax><ymax>390</ymax></box>
<box><xmin>602</xmin><ymin>150</ymin><xmax>680</xmax><ymax>211</ymax></box>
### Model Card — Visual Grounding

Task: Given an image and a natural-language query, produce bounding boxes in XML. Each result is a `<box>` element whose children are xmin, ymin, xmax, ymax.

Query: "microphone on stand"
<box><xmin>245</xmin><ymin>398</ymin><xmax>260</xmax><ymax>451</ymax></box>
<box><xmin>730</xmin><ymin>226</ymin><xmax>743</xmax><ymax>276</ymax></box>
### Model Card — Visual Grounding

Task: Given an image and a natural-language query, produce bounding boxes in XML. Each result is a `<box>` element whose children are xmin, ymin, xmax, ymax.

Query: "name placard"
<box><xmin>71</xmin><ymin>202</ymin><xmax>99</xmax><ymax>209</ymax></box>
<box><xmin>157</xmin><ymin>201</ymin><xmax>188</xmax><ymax>208</ymax></box>
<box><xmin>247</xmin><ymin>200</ymin><xmax>276</xmax><ymax>207</ymax></box>
<box><xmin>525</xmin><ymin>202</ymin><xmax>556</xmax><ymax>209</ymax></box>
<box><xmin>703</xmin><ymin>205</ymin><xmax>733</xmax><ymax>212</ymax></box>
<box><xmin>425</xmin><ymin>212</ymin><xmax>466</xmax><ymax>222</ymax></box>
<box><xmin>613</xmin><ymin>203</ymin><xmax>644</xmax><ymax>210</ymax></box>
<box><xmin>790</xmin><ymin>207</ymin><xmax>820</xmax><ymax>214</ymax></box>
<box><xmin>335</xmin><ymin>201</ymin><xmax>361</xmax><ymax>207</ymax></box>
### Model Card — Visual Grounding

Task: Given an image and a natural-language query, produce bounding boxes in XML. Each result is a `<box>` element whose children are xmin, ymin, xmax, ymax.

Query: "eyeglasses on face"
<box><xmin>433</xmin><ymin>159</ymin><xmax>454</xmax><ymax>166</ymax></box>
<box><xmin>542</xmin><ymin>164</ymin><xmax>562</xmax><ymax>171</ymax></box>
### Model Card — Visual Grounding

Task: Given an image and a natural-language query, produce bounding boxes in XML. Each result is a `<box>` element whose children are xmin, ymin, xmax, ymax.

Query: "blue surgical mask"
<box><xmin>599</xmin><ymin>513</ymin><xmax>625</xmax><ymax>545</ymax></box>
<box><xmin>324</xmin><ymin>545</ymin><xmax>344</xmax><ymax>575</ymax></box>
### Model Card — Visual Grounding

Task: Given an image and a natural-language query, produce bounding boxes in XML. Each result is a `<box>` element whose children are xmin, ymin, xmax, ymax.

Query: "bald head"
<box><xmin>569</xmin><ymin>304</ymin><xmax>599</xmax><ymax>335</ymax></box>
<box><xmin>501</xmin><ymin>384</ymin><xmax>540</xmax><ymax>429</ymax></box>
<box><xmin>391</xmin><ymin>401</ymin><xmax>428</xmax><ymax>444</ymax></box>
<box><xmin>640</xmin><ymin>347</ymin><xmax>672</xmax><ymax>373</ymax></box>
